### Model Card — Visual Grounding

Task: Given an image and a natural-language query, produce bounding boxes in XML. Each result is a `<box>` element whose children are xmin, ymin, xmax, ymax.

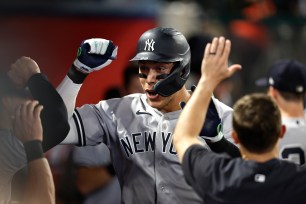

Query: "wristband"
<box><xmin>67</xmin><ymin>65</ymin><xmax>88</xmax><ymax>84</ymax></box>
<box><xmin>23</xmin><ymin>140</ymin><xmax>44</xmax><ymax>163</ymax></box>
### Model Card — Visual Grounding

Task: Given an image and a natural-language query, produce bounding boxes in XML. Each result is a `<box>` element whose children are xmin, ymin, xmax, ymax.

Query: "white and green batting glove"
<box><xmin>73</xmin><ymin>38</ymin><xmax>118</xmax><ymax>74</ymax></box>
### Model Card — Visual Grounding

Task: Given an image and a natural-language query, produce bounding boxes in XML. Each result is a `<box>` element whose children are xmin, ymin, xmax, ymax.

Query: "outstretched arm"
<box><xmin>9</xmin><ymin>57</ymin><xmax>70</xmax><ymax>151</ymax></box>
<box><xmin>173</xmin><ymin>37</ymin><xmax>241</xmax><ymax>163</ymax></box>
<box><xmin>13</xmin><ymin>100</ymin><xmax>55</xmax><ymax>204</ymax></box>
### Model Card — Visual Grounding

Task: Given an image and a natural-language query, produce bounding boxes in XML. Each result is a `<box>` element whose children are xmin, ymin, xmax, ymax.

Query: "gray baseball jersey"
<box><xmin>0</xmin><ymin>130</ymin><xmax>26</xmax><ymax>201</ymax></box>
<box><xmin>62</xmin><ymin>92</ymin><xmax>233</xmax><ymax>204</ymax></box>
<box><xmin>279</xmin><ymin>117</ymin><xmax>306</xmax><ymax>165</ymax></box>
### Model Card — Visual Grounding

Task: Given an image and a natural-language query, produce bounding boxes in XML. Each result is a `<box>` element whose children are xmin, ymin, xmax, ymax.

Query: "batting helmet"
<box><xmin>130</xmin><ymin>27</ymin><xmax>191</xmax><ymax>97</ymax></box>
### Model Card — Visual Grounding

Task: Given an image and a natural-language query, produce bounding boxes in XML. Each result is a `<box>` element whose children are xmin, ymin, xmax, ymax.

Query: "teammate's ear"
<box><xmin>231</xmin><ymin>130</ymin><xmax>240</xmax><ymax>145</ymax></box>
<box><xmin>268</xmin><ymin>86</ymin><xmax>278</xmax><ymax>99</ymax></box>
<box><xmin>279</xmin><ymin>125</ymin><xmax>286</xmax><ymax>139</ymax></box>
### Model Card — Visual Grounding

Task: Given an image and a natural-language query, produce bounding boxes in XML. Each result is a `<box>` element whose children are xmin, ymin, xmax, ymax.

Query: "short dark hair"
<box><xmin>278</xmin><ymin>90</ymin><xmax>304</xmax><ymax>102</ymax></box>
<box><xmin>233</xmin><ymin>93</ymin><xmax>281</xmax><ymax>153</ymax></box>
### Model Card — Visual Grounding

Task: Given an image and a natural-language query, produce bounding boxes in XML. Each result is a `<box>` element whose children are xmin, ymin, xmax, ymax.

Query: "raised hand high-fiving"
<box><xmin>200</xmin><ymin>37</ymin><xmax>241</xmax><ymax>90</ymax></box>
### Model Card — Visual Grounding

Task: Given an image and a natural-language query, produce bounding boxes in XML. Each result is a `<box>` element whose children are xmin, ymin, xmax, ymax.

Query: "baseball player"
<box><xmin>256</xmin><ymin>59</ymin><xmax>306</xmax><ymax>165</ymax></box>
<box><xmin>0</xmin><ymin>57</ymin><xmax>69</xmax><ymax>202</ymax></box>
<box><xmin>56</xmin><ymin>27</ymin><xmax>238</xmax><ymax>203</ymax></box>
<box><xmin>173</xmin><ymin>37</ymin><xmax>306</xmax><ymax>204</ymax></box>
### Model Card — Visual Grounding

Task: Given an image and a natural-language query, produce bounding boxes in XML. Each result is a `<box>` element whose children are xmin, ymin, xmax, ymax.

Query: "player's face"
<box><xmin>1</xmin><ymin>96</ymin><xmax>28</xmax><ymax>115</ymax></box>
<box><xmin>138</xmin><ymin>61</ymin><xmax>176</xmax><ymax>112</ymax></box>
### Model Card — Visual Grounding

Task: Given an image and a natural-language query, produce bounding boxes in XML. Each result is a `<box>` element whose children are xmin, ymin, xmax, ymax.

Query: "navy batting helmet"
<box><xmin>130</xmin><ymin>27</ymin><xmax>191</xmax><ymax>97</ymax></box>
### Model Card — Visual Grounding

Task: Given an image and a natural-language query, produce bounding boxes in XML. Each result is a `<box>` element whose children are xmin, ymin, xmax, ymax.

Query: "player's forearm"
<box><xmin>174</xmin><ymin>79</ymin><xmax>217</xmax><ymax>162</ymax></box>
<box><xmin>23</xmin><ymin>158</ymin><xmax>55</xmax><ymax>204</ymax></box>
<box><xmin>57</xmin><ymin>73</ymin><xmax>82</xmax><ymax>118</ymax></box>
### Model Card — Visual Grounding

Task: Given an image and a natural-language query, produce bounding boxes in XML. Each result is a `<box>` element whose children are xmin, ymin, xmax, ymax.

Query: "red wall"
<box><xmin>0</xmin><ymin>16</ymin><xmax>156</xmax><ymax>106</ymax></box>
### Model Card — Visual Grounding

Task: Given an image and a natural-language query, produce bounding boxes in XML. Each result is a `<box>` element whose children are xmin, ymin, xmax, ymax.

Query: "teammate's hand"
<box><xmin>199</xmin><ymin>37</ymin><xmax>241</xmax><ymax>90</ymax></box>
<box><xmin>73</xmin><ymin>38</ymin><xmax>118</xmax><ymax>74</ymax></box>
<box><xmin>13</xmin><ymin>100</ymin><xmax>44</xmax><ymax>143</ymax></box>
<box><xmin>8</xmin><ymin>56</ymin><xmax>41</xmax><ymax>88</ymax></box>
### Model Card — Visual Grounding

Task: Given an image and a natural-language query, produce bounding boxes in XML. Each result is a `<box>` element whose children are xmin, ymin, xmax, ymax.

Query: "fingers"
<box><xmin>221</xmin><ymin>39</ymin><xmax>231</xmax><ymax>60</ymax></box>
<box><xmin>34</xmin><ymin>104</ymin><xmax>44</xmax><ymax>119</ymax></box>
<box><xmin>204</xmin><ymin>43</ymin><xmax>211</xmax><ymax>57</ymax></box>
<box><xmin>27</xmin><ymin>100</ymin><xmax>39</xmax><ymax>117</ymax></box>
<box><xmin>228</xmin><ymin>64</ymin><xmax>242</xmax><ymax>76</ymax></box>
<box><xmin>207</xmin><ymin>37</ymin><xmax>226</xmax><ymax>56</ymax></box>
<box><xmin>209</xmin><ymin>37</ymin><xmax>219</xmax><ymax>54</ymax></box>
<box><xmin>217</xmin><ymin>37</ymin><xmax>225</xmax><ymax>56</ymax></box>
<box><xmin>17</xmin><ymin>100</ymin><xmax>40</xmax><ymax>121</ymax></box>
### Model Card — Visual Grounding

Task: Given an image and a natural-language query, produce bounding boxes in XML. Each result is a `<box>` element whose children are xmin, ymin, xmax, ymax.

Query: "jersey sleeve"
<box><xmin>63</xmin><ymin>100</ymin><xmax>117</xmax><ymax>147</ymax></box>
<box><xmin>182</xmin><ymin>144</ymin><xmax>234</xmax><ymax>200</ymax></box>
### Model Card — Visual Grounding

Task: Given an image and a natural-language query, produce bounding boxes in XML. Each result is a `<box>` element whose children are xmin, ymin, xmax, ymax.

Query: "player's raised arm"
<box><xmin>8</xmin><ymin>57</ymin><xmax>70</xmax><ymax>151</ymax></box>
<box><xmin>173</xmin><ymin>37</ymin><xmax>241</xmax><ymax>163</ymax></box>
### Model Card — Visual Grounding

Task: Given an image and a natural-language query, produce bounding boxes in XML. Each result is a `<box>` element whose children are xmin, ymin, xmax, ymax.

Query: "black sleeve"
<box><xmin>205</xmin><ymin>137</ymin><xmax>241</xmax><ymax>158</ymax></box>
<box><xmin>27</xmin><ymin>73</ymin><xmax>70</xmax><ymax>152</ymax></box>
<box><xmin>182</xmin><ymin>145</ymin><xmax>217</xmax><ymax>199</ymax></box>
<box><xmin>182</xmin><ymin>144</ymin><xmax>235</xmax><ymax>200</ymax></box>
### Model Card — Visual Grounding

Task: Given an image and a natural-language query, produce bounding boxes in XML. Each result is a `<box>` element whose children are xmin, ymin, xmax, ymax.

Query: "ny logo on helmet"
<box><xmin>144</xmin><ymin>39</ymin><xmax>155</xmax><ymax>51</ymax></box>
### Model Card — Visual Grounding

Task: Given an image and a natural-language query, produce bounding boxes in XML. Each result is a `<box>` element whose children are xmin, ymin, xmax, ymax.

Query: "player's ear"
<box><xmin>268</xmin><ymin>86</ymin><xmax>279</xmax><ymax>99</ymax></box>
<box><xmin>279</xmin><ymin>125</ymin><xmax>286</xmax><ymax>139</ymax></box>
<box><xmin>231</xmin><ymin>130</ymin><xmax>240</xmax><ymax>145</ymax></box>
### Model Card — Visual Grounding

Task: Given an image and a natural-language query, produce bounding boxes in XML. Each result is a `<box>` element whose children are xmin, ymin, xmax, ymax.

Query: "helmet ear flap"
<box><xmin>154</xmin><ymin>61</ymin><xmax>189</xmax><ymax>97</ymax></box>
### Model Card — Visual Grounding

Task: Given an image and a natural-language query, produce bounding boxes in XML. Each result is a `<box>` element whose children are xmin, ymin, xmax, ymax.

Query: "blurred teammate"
<box><xmin>0</xmin><ymin>57</ymin><xmax>69</xmax><ymax>202</ymax></box>
<box><xmin>13</xmin><ymin>100</ymin><xmax>55</xmax><ymax>204</ymax></box>
<box><xmin>54</xmin><ymin>28</ymin><xmax>239</xmax><ymax>203</ymax></box>
<box><xmin>173</xmin><ymin>36</ymin><xmax>306</xmax><ymax>204</ymax></box>
<box><xmin>256</xmin><ymin>60</ymin><xmax>306</xmax><ymax>165</ymax></box>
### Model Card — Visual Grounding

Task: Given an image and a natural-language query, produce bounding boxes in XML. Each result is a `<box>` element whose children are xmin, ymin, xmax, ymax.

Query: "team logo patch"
<box><xmin>254</xmin><ymin>174</ymin><xmax>266</xmax><ymax>183</ymax></box>
<box><xmin>144</xmin><ymin>39</ymin><xmax>155</xmax><ymax>51</ymax></box>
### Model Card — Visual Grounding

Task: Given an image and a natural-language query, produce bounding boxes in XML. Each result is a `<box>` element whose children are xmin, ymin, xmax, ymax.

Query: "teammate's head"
<box><xmin>130</xmin><ymin>27</ymin><xmax>191</xmax><ymax>97</ymax></box>
<box><xmin>232</xmin><ymin>93</ymin><xmax>283</xmax><ymax>154</ymax></box>
<box><xmin>0</xmin><ymin>73</ymin><xmax>30</xmax><ymax>114</ymax></box>
<box><xmin>256</xmin><ymin>59</ymin><xmax>306</xmax><ymax>102</ymax></box>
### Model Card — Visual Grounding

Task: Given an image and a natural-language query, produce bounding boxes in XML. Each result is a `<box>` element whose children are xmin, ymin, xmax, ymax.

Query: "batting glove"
<box><xmin>73</xmin><ymin>38</ymin><xmax>118</xmax><ymax>74</ymax></box>
<box><xmin>180</xmin><ymin>85</ymin><xmax>223</xmax><ymax>143</ymax></box>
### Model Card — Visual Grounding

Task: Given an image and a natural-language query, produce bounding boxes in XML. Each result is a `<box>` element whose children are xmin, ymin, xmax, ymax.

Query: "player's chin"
<box><xmin>147</xmin><ymin>99</ymin><xmax>163</xmax><ymax>109</ymax></box>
